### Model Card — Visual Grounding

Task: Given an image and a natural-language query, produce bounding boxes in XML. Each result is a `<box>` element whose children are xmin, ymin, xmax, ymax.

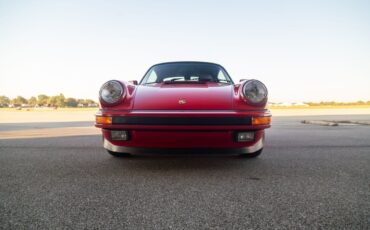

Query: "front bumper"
<box><xmin>103</xmin><ymin>135</ymin><xmax>264</xmax><ymax>155</ymax></box>
<box><xmin>95</xmin><ymin>110</ymin><xmax>270</xmax><ymax>153</ymax></box>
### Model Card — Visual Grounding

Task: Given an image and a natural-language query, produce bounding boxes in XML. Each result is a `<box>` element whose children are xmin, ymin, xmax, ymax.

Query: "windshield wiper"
<box><xmin>143</xmin><ymin>82</ymin><xmax>157</xmax><ymax>85</ymax></box>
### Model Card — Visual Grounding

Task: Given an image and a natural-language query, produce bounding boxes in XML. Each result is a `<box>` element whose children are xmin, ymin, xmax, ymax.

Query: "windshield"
<box><xmin>140</xmin><ymin>62</ymin><xmax>233</xmax><ymax>85</ymax></box>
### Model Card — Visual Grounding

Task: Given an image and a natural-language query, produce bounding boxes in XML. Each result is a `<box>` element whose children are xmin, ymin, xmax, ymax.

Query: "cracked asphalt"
<box><xmin>0</xmin><ymin>115</ymin><xmax>369</xmax><ymax>229</ymax></box>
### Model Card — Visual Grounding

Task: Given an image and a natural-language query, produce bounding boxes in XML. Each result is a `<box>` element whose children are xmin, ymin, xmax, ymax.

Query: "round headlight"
<box><xmin>242</xmin><ymin>80</ymin><xmax>268</xmax><ymax>104</ymax></box>
<box><xmin>99</xmin><ymin>80</ymin><xmax>124</xmax><ymax>104</ymax></box>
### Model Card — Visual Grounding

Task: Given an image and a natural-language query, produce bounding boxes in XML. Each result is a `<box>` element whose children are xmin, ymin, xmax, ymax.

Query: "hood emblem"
<box><xmin>178</xmin><ymin>99</ymin><xmax>187</xmax><ymax>104</ymax></box>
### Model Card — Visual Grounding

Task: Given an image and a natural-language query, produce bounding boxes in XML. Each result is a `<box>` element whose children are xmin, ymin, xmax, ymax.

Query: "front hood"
<box><xmin>133</xmin><ymin>83</ymin><xmax>233</xmax><ymax>110</ymax></box>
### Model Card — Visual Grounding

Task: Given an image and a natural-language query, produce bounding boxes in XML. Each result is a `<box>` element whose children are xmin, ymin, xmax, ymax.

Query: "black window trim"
<box><xmin>139</xmin><ymin>61</ymin><xmax>234</xmax><ymax>85</ymax></box>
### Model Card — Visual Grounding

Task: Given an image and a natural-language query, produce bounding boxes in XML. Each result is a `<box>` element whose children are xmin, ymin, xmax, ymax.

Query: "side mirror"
<box><xmin>129</xmin><ymin>80</ymin><xmax>138</xmax><ymax>85</ymax></box>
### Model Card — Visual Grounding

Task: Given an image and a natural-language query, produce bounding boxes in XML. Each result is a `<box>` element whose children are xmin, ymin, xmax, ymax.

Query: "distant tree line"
<box><xmin>304</xmin><ymin>101</ymin><xmax>370</xmax><ymax>106</ymax></box>
<box><xmin>0</xmin><ymin>94</ymin><xmax>98</xmax><ymax>108</ymax></box>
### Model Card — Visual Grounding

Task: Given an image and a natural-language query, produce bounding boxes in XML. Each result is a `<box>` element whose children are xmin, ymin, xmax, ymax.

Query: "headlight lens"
<box><xmin>99</xmin><ymin>80</ymin><xmax>124</xmax><ymax>104</ymax></box>
<box><xmin>242</xmin><ymin>80</ymin><xmax>268</xmax><ymax>104</ymax></box>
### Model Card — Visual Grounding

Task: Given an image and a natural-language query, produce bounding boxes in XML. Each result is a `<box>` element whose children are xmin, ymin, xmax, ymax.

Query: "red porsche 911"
<box><xmin>95</xmin><ymin>62</ymin><xmax>271</xmax><ymax>158</ymax></box>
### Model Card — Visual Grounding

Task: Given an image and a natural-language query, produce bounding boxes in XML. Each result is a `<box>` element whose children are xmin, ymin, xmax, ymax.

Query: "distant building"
<box><xmin>292</xmin><ymin>102</ymin><xmax>309</xmax><ymax>107</ymax></box>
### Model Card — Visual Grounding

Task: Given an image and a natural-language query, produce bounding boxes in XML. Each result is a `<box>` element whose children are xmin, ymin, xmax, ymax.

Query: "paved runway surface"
<box><xmin>0</xmin><ymin>115</ymin><xmax>369</xmax><ymax>229</ymax></box>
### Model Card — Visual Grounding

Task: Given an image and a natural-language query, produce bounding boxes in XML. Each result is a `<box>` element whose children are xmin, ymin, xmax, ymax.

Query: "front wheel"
<box><xmin>107</xmin><ymin>150</ymin><xmax>131</xmax><ymax>157</ymax></box>
<box><xmin>240</xmin><ymin>149</ymin><xmax>263</xmax><ymax>158</ymax></box>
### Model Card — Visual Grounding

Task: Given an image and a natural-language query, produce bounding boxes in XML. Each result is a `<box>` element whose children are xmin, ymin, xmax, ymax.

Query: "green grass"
<box><xmin>0</xmin><ymin>107</ymin><xmax>98</xmax><ymax>112</ymax></box>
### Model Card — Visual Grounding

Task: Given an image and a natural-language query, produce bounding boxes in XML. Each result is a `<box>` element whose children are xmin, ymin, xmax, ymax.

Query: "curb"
<box><xmin>324</xmin><ymin>120</ymin><xmax>370</xmax><ymax>126</ymax></box>
<box><xmin>301</xmin><ymin>120</ymin><xmax>338</xmax><ymax>126</ymax></box>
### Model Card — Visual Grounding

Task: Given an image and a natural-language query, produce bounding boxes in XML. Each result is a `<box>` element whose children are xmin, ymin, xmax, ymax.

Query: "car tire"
<box><xmin>107</xmin><ymin>150</ymin><xmax>131</xmax><ymax>157</ymax></box>
<box><xmin>240</xmin><ymin>149</ymin><xmax>263</xmax><ymax>158</ymax></box>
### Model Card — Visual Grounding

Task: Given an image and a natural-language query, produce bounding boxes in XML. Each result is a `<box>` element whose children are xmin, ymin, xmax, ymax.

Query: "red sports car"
<box><xmin>95</xmin><ymin>62</ymin><xmax>271</xmax><ymax>157</ymax></box>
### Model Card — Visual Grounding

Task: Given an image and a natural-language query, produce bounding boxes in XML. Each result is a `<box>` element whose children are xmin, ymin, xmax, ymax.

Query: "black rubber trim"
<box><xmin>111</xmin><ymin>147</ymin><xmax>257</xmax><ymax>155</ymax></box>
<box><xmin>112</xmin><ymin>116</ymin><xmax>252</xmax><ymax>125</ymax></box>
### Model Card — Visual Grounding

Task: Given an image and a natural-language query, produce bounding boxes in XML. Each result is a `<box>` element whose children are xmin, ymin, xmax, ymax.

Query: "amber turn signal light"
<box><xmin>252</xmin><ymin>116</ymin><xmax>271</xmax><ymax>125</ymax></box>
<box><xmin>96</xmin><ymin>116</ymin><xmax>112</xmax><ymax>125</ymax></box>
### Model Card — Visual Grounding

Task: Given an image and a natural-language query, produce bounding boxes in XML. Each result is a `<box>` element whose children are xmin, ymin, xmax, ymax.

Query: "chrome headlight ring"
<box><xmin>99</xmin><ymin>80</ymin><xmax>124</xmax><ymax>105</ymax></box>
<box><xmin>242</xmin><ymin>80</ymin><xmax>268</xmax><ymax>104</ymax></box>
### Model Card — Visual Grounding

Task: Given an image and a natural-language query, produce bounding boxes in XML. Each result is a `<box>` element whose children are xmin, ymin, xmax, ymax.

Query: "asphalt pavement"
<box><xmin>0</xmin><ymin>115</ymin><xmax>369</xmax><ymax>229</ymax></box>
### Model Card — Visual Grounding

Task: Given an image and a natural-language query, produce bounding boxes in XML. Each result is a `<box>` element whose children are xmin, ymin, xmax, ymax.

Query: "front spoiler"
<box><xmin>103</xmin><ymin>136</ymin><xmax>264</xmax><ymax>155</ymax></box>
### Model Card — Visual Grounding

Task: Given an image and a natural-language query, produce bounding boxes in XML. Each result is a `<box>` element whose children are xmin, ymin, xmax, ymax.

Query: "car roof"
<box><xmin>139</xmin><ymin>61</ymin><xmax>234</xmax><ymax>85</ymax></box>
<box><xmin>151</xmin><ymin>61</ymin><xmax>223</xmax><ymax>67</ymax></box>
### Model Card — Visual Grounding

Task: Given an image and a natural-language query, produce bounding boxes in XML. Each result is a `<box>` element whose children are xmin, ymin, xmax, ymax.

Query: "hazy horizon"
<box><xmin>1</xmin><ymin>0</ymin><xmax>369</xmax><ymax>103</ymax></box>
<box><xmin>2</xmin><ymin>92</ymin><xmax>370</xmax><ymax>104</ymax></box>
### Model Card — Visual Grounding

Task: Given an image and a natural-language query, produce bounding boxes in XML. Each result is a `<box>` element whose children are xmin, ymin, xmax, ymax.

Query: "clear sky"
<box><xmin>0</xmin><ymin>0</ymin><xmax>369</xmax><ymax>102</ymax></box>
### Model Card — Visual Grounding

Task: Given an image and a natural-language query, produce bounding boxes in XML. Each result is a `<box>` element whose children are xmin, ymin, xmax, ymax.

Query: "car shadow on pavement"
<box><xmin>0</xmin><ymin>134</ymin><xmax>266</xmax><ymax>174</ymax></box>
<box><xmin>109</xmin><ymin>154</ymin><xmax>262</xmax><ymax>171</ymax></box>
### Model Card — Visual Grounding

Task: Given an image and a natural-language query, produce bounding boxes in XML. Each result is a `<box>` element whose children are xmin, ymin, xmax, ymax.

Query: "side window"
<box><xmin>147</xmin><ymin>70</ymin><xmax>158</xmax><ymax>83</ymax></box>
<box><xmin>217</xmin><ymin>70</ymin><xmax>227</xmax><ymax>82</ymax></box>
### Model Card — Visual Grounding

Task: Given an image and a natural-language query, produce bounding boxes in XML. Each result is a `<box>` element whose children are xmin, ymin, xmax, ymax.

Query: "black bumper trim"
<box><xmin>112</xmin><ymin>116</ymin><xmax>252</xmax><ymax>126</ymax></box>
